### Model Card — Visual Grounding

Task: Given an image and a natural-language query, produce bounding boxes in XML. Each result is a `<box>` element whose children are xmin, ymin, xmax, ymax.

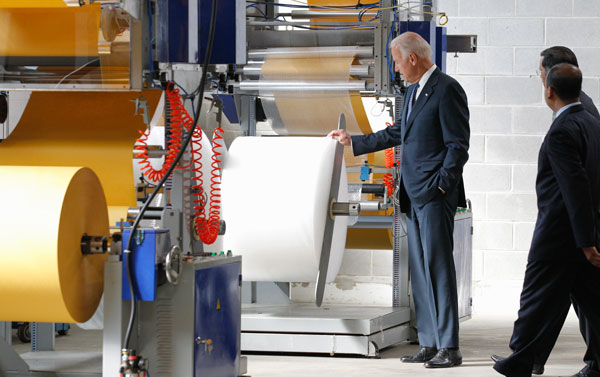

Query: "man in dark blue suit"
<box><xmin>492</xmin><ymin>64</ymin><xmax>600</xmax><ymax>377</ymax></box>
<box><xmin>493</xmin><ymin>46</ymin><xmax>600</xmax><ymax>377</ymax></box>
<box><xmin>328</xmin><ymin>32</ymin><xmax>470</xmax><ymax>368</ymax></box>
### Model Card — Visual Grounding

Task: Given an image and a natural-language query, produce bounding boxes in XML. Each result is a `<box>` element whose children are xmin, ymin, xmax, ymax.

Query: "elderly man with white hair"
<box><xmin>329</xmin><ymin>32</ymin><xmax>470</xmax><ymax>369</ymax></box>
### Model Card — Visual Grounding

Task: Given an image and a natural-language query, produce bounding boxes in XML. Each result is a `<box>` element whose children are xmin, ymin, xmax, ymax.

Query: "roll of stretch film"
<box><xmin>0</xmin><ymin>6</ymin><xmax>100</xmax><ymax>57</ymax></box>
<box><xmin>0</xmin><ymin>90</ymin><xmax>162</xmax><ymax>224</ymax></box>
<box><xmin>259</xmin><ymin>46</ymin><xmax>372</xmax><ymax>136</ymax></box>
<box><xmin>0</xmin><ymin>4</ymin><xmax>130</xmax><ymax>87</ymax></box>
<box><xmin>258</xmin><ymin>45</ymin><xmax>391</xmax><ymax>249</ymax></box>
<box><xmin>221</xmin><ymin>137</ymin><xmax>349</xmax><ymax>283</ymax></box>
<box><xmin>0</xmin><ymin>0</ymin><xmax>71</xmax><ymax>7</ymax></box>
<box><xmin>0</xmin><ymin>166</ymin><xmax>109</xmax><ymax>323</ymax></box>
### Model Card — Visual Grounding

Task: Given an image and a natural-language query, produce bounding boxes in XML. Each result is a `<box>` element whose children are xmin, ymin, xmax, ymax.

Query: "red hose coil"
<box><xmin>135</xmin><ymin>82</ymin><xmax>223</xmax><ymax>244</ymax></box>
<box><xmin>383</xmin><ymin>122</ymin><xmax>398</xmax><ymax>195</ymax></box>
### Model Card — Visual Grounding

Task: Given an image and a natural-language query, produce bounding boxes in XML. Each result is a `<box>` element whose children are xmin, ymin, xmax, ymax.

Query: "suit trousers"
<box><xmin>533</xmin><ymin>297</ymin><xmax>596</xmax><ymax>374</ymax></box>
<box><xmin>405</xmin><ymin>190</ymin><xmax>460</xmax><ymax>349</ymax></box>
<box><xmin>494</xmin><ymin>260</ymin><xmax>600</xmax><ymax>377</ymax></box>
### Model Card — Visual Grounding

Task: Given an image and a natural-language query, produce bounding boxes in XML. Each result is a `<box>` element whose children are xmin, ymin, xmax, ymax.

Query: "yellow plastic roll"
<box><xmin>0</xmin><ymin>90</ymin><xmax>162</xmax><ymax>208</ymax></box>
<box><xmin>261</xmin><ymin>49</ymin><xmax>372</xmax><ymax>135</ymax></box>
<box><xmin>0</xmin><ymin>6</ymin><xmax>100</xmax><ymax>57</ymax></box>
<box><xmin>0</xmin><ymin>166</ymin><xmax>109</xmax><ymax>323</ymax></box>
<box><xmin>0</xmin><ymin>0</ymin><xmax>68</xmax><ymax>7</ymax></box>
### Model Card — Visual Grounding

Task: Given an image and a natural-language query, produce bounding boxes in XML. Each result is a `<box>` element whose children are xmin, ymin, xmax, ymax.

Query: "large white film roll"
<box><xmin>222</xmin><ymin>137</ymin><xmax>348</xmax><ymax>283</ymax></box>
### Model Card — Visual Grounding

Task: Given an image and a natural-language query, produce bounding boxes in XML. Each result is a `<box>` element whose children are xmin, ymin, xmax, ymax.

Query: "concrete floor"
<box><xmin>246</xmin><ymin>313</ymin><xmax>588</xmax><ymax>377</ymax></box>
<box><xmin>9</xmin><ymin>313</ymin><xmax>588</xmax><ymax>377</ymax></box>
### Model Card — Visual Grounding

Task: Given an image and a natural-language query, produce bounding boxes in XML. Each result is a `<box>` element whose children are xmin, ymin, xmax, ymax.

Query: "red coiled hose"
<box><xmin>383</xmin><ymin>122</ymin><xmax>398</xmax><ymax>195</ymax></box>
<box><xmin>194</xmin><ymin>126</ymin><xmax>223</xmax><ymax>245</ymax></box>
<box><xmin>135</xmin><ymin>82</ymin><xmax>223</xmax><ymax>245</ymax></box>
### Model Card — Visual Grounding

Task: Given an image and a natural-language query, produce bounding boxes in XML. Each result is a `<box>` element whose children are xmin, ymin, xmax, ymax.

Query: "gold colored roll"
<box><xmin>0</xmin><ymin>166</ymin><xmax>108</xmax><ymax>323</ymax></box>
<box><xmin>0</xmin><ymin>90</ymin><xmax>162</xmax><ymax>209</ymax></box>
<box><xmin>0</xmin><ymin>5</ymin><xmax>100</xmax><ymax>57</ymax></box>
<box><xmin>0</xmin><ymin>0</ymin><xmax>69</xmax><ymax>7</ymax></box>
<box><xmin>261</xmin><ymin>50</ymin><xmax>372</xmax><ymax>135</ymax></box>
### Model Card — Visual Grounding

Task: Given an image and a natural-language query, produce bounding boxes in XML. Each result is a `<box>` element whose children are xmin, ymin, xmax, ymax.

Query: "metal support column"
<box><xmin>31</xmin><ymin>322</ymin><xmax>55</xmax><ymax>352</ymax></box>
<box><xmin>103</xmin><ymin>255</ymin><xmax>124</xmax><ymax>376</ymax></box>
<box><xmin>392</xmin><ymin>94</ymin><xmax>406</xmax><ymax>308</ymax></box>
<box><xmin>0</xmin><ymin>322</ymin><xmax>10</xmax><ymax>344</ymax></box>
<box><xmin>31</xmin><ymin>322</ymin><xmax>52</xmax><ymax>352</ymax></box>
<box><xmin>236</xmin><ymin>94</ymin><xmax>257</xmax><ymax>137</ymax></box>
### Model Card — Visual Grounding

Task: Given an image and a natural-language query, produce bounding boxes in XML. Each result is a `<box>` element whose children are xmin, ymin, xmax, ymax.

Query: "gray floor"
<box><xmin>9</xmin><ymin>313</ymin><xmax>588</xmax><ymax>377</ymax></box>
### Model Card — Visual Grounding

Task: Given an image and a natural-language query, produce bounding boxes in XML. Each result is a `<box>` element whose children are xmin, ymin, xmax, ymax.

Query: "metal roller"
<box><xmin>289</xmin><ymin>10</ymin><xmax>378</xmax><ymax>19</ymax></box>
<box><xmin>242</xmin><ymin>64</ymin><xmax>371</xmax><ymax>77</ymax></box>
<box><xmin>237</xmin><ymin>80</ymin><xmax>367</xmax><ymax>92</ymax></box>
<box><xmin>248</xmin><ymin>46</ymin><xmax>374</xmax><ymax>59</ymax></box>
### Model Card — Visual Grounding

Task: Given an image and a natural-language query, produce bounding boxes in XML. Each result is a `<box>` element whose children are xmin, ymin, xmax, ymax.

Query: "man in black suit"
<box><xmin>535</xmin><ymin>46</ymin><xmax>600</xmax><ymax>377</ymax></box>
<box><xmin>328</xmin><ymin>32</ymin><xmax>470</xmax><ymax>368</ymax></box>
<box><xmin>492</xmin><ymin>47</ymin><xmax>600</xmax><ymax>377</ymax></box>
<box><xmin>492</xmin><ymin>64</ymin><xmax>600</xmax><ymax>377</ymax></box>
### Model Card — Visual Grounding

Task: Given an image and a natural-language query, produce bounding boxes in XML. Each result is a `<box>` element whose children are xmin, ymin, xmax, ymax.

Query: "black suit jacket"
<box><xmin>351</xmin><ymin>68</ymin><xmax>470</xmax><ymax>210</ymax></box>
<box><xmin>581</xmin><ymin>90</ymin><xmax>600</xmax><ymax>120</ymax></box>
<box><xmin>529</xmin><ymin>104</ymin><xmax>600</xmax><ymax>261</ymax></box>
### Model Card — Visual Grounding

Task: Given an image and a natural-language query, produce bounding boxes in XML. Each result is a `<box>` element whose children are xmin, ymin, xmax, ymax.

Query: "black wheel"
<box><xmin>57</xmin><ymin>329</ymin><xmax>69</xmax><ymax>336</ymax></box>
<box><xmin>17</xmin><ymin>323</ymin><xmax>30</xmax><ymax>343</ymax></box>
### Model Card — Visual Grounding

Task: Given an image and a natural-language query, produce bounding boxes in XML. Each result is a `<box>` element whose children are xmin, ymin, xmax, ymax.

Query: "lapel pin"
<box><xmin>425</xmin><ymin>93</ymin><xmax>429</xmax><ymax>97</ymax></box>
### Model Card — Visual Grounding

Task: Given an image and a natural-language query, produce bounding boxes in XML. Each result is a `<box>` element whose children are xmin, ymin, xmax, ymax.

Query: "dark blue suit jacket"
<box><xmin>351</xmin><ymin>68</ymin><xmax>470</xmax><ymax>210</ymax></box>
<box><xmin>529</xmin><ymin>104</ymin><xmax>600</xmax><ymax>261</ymax></box>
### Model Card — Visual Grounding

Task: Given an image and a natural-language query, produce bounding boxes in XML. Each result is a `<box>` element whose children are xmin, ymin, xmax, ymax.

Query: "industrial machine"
<box><xmin>0</xmin><ymin>0</ymin><xmax>475</xmax><ymax>376</ymax></box>
<box><xmin>234</xmin><ymin>0</ymin><xmax>475</xmax><ymax>357</ymax></box>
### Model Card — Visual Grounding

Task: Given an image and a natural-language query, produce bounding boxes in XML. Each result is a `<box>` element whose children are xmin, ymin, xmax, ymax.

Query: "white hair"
<box><xmin>390</xmin><ymin>32</ymin><xmax>432</xmax><ymax>59</ymax></box>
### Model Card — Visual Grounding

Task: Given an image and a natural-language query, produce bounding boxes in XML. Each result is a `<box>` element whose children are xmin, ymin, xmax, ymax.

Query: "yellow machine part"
<box><xmin>0</xmin><ymin>90</ymin><xmax>162</xmax><ymax>211</ymax></box>
<box><xmin>345</xmin><ymin>148</ymin><xmax>395</xmax><ymax>250</ymax></box>
<box><xmin>0</xmin><ymin>5</ymin><xmax>100</xmax><ymax>57</ymax></box>
<box><xmin>0</xmin><ymin>0</ymin><xmax>70</xmax><ymax>7</ymax></box>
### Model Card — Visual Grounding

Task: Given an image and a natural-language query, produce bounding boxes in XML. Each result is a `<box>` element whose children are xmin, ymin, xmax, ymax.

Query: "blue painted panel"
<box><xmin>212</xmin><ymin>94</ymin><xmax>239</xmax><ymax>124</ymax></box>
<box><xmin>157</xmin><ymin>0</ymin><xmax>189</xmax><ymax>63</ymax></box>
<box><xmin>198</xmin><ymin>0</ymin><xmax>237</xmax><ymax>64</ymax></box>
<box><xmin>194</xmin><ymin>261</ymin><xmax>241</xmax><ymax>377</ymax></box>
<box><xmin>436</xmin><ymin>26</ymin><xmax>447</xmax><ymax>73</ymax></box>
<box><xmin>122</xmin><ymin>229</ymin><xmax>161</xmax><ymax>301</ymax></box>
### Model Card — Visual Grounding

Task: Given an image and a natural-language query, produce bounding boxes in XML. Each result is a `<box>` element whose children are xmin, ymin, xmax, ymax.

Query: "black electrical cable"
<box><xmin>122</xmin><ymin>0</ymin><xmax>220</xmax><ymax>351</ymax></box>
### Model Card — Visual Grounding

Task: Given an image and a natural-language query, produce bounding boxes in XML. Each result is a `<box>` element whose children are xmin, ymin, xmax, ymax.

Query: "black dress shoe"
<box><xmin>424</xmin><ymin>348</ymin><xmax>462</xmax><ymax>368</ymax></box>
<box><xmin>566</xmin><ymin>369</ymin><xmax>600</xmax><ymax>377</ymax></box>
<box><xmin>490</xmin><ymin>354</ymin><xmax>544</xmax><ymax>375</ymax></box>
<box><xmin>400</xmin><ymin>347</ymin><xmax>437</xmax><ymax>363</ymax></box>
<box><xmin>491</xmin><ymin>354</ymin><xmax>504</xmax><ymax>363</ymax></box>
<box><xmin>533</xmin><ymin>363</ymin><xmax>545</xmax><ymax>375</ymax></box>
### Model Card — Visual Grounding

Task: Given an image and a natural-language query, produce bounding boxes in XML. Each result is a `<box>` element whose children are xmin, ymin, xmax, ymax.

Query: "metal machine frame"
<box><xmin>0</xmin><ymin>0</ymin><xmax>476</xmax><ymax>374</ymax></box>
<box><xmin>235</xmin><ymin>0</ymin><xmax>474</xmax><ymax>357</ymax></box>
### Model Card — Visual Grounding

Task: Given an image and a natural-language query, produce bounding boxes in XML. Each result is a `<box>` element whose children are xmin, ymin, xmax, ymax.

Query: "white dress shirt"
<box><xmin>414</xmin><ymin>64</ymin><xmax>437</xmax><ymax>101</ymax></box>
<box><xmin>555</xmin><ymin>101</ymin><xmax>581</xmax><ymax>120</ymax></box>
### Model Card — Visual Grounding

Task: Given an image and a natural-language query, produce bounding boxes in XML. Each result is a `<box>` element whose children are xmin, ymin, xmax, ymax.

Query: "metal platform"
<box><xmin>241</xmin><ymin>304</ymin><xmax>411</xmax><ymax>357</ymax></box>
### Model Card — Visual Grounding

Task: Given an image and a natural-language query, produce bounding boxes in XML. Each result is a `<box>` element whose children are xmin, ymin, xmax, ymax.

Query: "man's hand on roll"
<box><xmin>583</xmin><ymin>246</ymin><xmax>600</xmax><ymax>268</ymax></box>
<box><xmin>327</xmin><ymin>129</ymin><xmax>351</xmax><ymax>146</ymax></box>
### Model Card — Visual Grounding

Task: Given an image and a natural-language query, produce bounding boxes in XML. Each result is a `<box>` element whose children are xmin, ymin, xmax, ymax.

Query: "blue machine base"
<box><xmin>194</xmin><ymin>260</ymin><xmax>241</xmax><ymax>377</ymax></box>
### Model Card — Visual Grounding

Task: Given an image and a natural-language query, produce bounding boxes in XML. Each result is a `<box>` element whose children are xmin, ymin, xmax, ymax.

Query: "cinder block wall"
<box><xmin>437</xmin><ymin>0</ymin><xmax>600</xmax><ymax>314</ymax></box>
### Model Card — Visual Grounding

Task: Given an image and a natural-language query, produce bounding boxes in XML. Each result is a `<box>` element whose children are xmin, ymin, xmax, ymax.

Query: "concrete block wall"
<box><xmin>437</xmin><ymin>0</ymin><xmax>600</xmax><ymax>314</ymax></box>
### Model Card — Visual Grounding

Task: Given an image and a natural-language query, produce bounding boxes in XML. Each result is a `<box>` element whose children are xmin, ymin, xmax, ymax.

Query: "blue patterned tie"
<box><xmin>407</xmin><ymin>83</ymin><xmax>420</xmax><ymax>120</ymax></box>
